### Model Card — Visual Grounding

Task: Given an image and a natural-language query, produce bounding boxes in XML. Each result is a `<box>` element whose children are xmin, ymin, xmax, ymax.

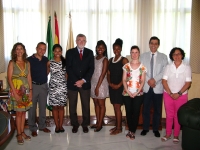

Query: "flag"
<box><xmin>66</xmin><ymin>12</ymin><xmax>74</xmax><ymax>51</ymax></box>
<box><xmin>54</xmin><ymin>11</ymin><xmax>60</xmax><ymax>44</ymax></box>
<box><xmin>46</xmin><ymin>16</ymin><xmax>53</xmax><ymax>60</ymax></box>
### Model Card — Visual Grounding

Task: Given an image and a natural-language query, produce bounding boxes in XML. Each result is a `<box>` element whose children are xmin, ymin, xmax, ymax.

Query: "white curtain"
<box><xmin>3</xmin><ymin>0</ymin><xmax>191</xmax><ymax>68</ymax></box>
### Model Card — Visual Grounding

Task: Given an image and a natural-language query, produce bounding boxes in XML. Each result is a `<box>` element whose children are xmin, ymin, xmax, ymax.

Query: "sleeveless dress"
<box><xmin>8</xmin><ymin>61</ymin><xmax>32</xmax><ymax>111</ymax></box>
<box><xmin>91</xmin><ymin>56</ymin><xmax>109</xmax><ymax>99</ymax></box>
<box><xmin>48</xmin><ymin>60</ymin><xmax>67</xmax><ymax>106</ymax></box>
<box><xmin>108</xmin><ymin>57</ymin><xmax>124</xmax><ymax>104</ymax></box>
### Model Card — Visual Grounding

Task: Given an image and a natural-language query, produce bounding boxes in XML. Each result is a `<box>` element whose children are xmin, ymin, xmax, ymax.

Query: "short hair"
<box><xmin>113</xmin><ymin>38</ymin><xmax>123</xmax><ymax>49</ymax></box>
<box><xmin>149</xmin><ymin>36</ymin><xmax>160</xmax><ymax>45</ymax></box>
<box><xmin>169</xmin><ymin>47</ymin><xmax>185</xmax><ymax>61</ymax></box>
<box><xmin>95</xmin><ymin>40</ymin><xmax>108</xmax><ymax>57</ymax></box>
<box><xmin>130</xmin><ymin>45</ymin><xmax>140</xmax><ymax>53</ymax></box>
<box><xmin>36</xmin><ymin>42</ymin><xmax>46</xmax><ymax>48</ymax></box>
<box><xmin>11</xmin><ymin>42</ymin><xmax>28</xmax><ymax>62</ymax></box>
<box><xmin>76</xmin><ymin>34</ymin><xmax>86</xmax><ymax>40</ymax></box>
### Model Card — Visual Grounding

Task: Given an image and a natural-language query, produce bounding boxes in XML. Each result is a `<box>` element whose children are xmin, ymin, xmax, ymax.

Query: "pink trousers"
<box><xmin>163</xmin><ymin>92</ymin><xmax>187</xmax><ymax>136</ymax></box>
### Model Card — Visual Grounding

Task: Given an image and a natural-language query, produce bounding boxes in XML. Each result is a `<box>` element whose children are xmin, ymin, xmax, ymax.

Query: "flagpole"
<box><xmin>66</xmin><ymin>11</ymin><xmax>74</xmax><ymax>51</ymax></box>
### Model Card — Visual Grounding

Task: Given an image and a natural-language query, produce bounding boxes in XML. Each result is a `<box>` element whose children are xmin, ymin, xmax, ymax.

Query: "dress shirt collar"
<box><xmin>78</xmin><ymin>48</ymin><xmax>84</xmax><ymax>53</ymax></box>
<box><xmin>150</xmin><ymin>51</ymin><xmax>157</xmax><ymax>56</ymax></box>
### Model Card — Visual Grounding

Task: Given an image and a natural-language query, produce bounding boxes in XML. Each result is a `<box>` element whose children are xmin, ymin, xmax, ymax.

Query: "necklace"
<box><xmin>112</xmin><ymin>56</ymin><xmax>122</xmax><ymax>63</ymax></box>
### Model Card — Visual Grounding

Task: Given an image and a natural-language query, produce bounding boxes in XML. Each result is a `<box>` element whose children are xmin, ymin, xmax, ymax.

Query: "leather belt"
<box><xmin>32</xmin><ymin>81</ymin><xmax>46</xmax><ymax>85</ymax></box>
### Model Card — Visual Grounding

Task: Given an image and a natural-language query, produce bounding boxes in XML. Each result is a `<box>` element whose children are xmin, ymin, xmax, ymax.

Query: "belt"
<box><xmin>32</xmin><ymin>81</ymin><xmax>46</xmax><ymax>85</ymax></box>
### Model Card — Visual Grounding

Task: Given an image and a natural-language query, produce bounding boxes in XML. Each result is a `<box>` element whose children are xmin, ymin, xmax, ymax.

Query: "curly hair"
<box><xmin>11</xmin><ymin>42</ymin><xmax>28</xmax><ymax>62</ymax></box>
<box><xmin>169</xmin><ymin>47</ymin><xmax>185</xmax><ymax>61</ymax></box>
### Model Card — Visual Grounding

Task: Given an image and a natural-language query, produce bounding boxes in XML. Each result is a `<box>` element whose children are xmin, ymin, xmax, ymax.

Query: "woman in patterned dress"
<box><xmin>122</xmin><ymin>45</ymin><xmax>146</xmax><ymax>140</ymax></box>
<box><xmin>47</xmin><ymin>44</ymin><xmax>67</xmax><ymax>133</ymax></box>
<box><xmin>107</xmin><ymin>38</ymin><xmax>129</xmax><ymax>135</ymax></box>
<box><xmin>7</xmin><ymin>43</ymin><xmax>32</xmax><ymax>145</ymax></box>
<box><xmin>90</xmin><ymin>40</ymin><xmax>109</xmax><ymax>132</ymax></box>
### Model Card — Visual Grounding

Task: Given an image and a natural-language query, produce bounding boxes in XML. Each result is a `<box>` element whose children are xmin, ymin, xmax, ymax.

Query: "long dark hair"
<box><xmin>52</xmin><ymin>44</ymin><xmax>65</xmax><ymax>69</ymax></box>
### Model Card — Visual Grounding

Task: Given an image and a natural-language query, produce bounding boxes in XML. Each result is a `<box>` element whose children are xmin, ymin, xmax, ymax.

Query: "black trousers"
<box><xmin>123</xmin><ymin>95</ymin><xmax>143</xmax><ymax>133</ymax></box>
<box><xmin>68</xmin><ymin>88</ymin><xmax>90</xmax><ymax>127</ymax></box>
<box><xmin>142</xmin><ymin>87</ymin><xmax>163</xmax><ymax>131</ymax></box>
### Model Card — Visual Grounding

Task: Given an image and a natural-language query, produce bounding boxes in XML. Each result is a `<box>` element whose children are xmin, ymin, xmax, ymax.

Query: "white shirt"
<box><xmin>162</xmin><ymin>61</ymin><xmax>192</xmax><ymax>94</ymax></box>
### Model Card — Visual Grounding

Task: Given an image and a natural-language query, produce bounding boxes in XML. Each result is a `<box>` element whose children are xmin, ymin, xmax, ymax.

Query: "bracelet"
<box><xmin>178</xmin><ymin>91</ymin><xmax>182</xmax><ymax>95</ymax></box>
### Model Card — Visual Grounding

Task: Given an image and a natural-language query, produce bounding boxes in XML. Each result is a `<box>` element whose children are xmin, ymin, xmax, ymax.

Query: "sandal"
<box><xmin>126</xmin><ymin>131</ymin><xmax>131</xmax><ymax>139</ymax></box>
<box><xmin>161</xmin><ymin>136</ymin><xmax>171</xmax><ymax>142</ymax></box>
<box><xmin>110</xmin><ymin>128</ymin><xmax>122</xmax><ymax>135</ymax></box>
<box><xmin>173</xmin><ymin>138</ymin><xmax>179</xmax><ymax>144</ymax></box>
<box><xmin>129</xmin><ymin>132</ymin><xmax>135</xmax><ymax>140</ymax></box>
<box><xmin>21</xmin><ymin>132</ymin><xmax>31</xmax><ymax>141</ymax></box>
<box><xmin>16</xmin><ymin>134</ymin><xmax>24</xmax><ymax>145</ymax></box>
<box><xmin>109</xmin><ymin>127</ymin><xmax>116</xmax><ymax>133</ymax></box>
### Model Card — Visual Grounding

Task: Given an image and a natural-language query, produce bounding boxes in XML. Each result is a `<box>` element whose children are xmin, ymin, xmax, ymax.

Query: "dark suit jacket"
<box><xmin>65</xmin><ymin>47</ymin><xmax>94</xmax><ymax>91</ymax></box>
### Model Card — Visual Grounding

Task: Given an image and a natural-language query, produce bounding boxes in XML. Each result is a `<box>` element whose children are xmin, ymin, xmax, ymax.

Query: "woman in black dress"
<box><xmin>107</xmin><ymin>38</ymin><xmax>128</xmax><ymax>135</ymax></box>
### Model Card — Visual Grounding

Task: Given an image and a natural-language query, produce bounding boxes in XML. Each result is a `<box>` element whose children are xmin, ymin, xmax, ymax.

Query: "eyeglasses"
<box><xmin>173</xmin><ymin>53</ymin><xmax>181</xmax><ymax>56</ymax></box>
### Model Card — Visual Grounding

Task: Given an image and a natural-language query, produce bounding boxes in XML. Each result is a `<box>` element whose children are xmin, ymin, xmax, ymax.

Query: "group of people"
<box><xmin>7</xmin><ymin>34</ymin><xmax>191</xmax><ymax>145</ymax></box>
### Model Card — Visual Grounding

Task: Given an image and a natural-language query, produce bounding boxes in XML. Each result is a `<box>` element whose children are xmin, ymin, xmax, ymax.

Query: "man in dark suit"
<box><xmin>66</xmin><ymin>34</ymin><xmax>94</xmax><ymax>133</ymax></box>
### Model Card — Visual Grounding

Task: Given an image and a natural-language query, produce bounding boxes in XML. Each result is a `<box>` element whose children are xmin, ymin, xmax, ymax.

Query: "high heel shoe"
<box><xmin>16</xmin><ymin>134</ymin><xmax>24</xmax><ymax>145</ymax></box>
<box><xmin>94</xmin><ymin>127</ymin><xmax>103</xmax><ymax>132</ymax></box>
<box><xmin>21</xmin><ymin>132</ymin><xmax>31</xmax><ymax>141</ymax></box>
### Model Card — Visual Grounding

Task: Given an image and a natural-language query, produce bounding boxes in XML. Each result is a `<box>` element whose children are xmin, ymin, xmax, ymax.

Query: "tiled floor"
<box><xmin>3</xmin><ymin>117</ymin><xmax>182</xmax><ymax>150</ymax></box>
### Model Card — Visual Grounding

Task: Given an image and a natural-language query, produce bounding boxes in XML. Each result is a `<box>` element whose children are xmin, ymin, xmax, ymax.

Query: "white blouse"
<box><xmin>162</xmin><ymin>61</ymin><xmax>192</xmax><ymax>94</ymax></box>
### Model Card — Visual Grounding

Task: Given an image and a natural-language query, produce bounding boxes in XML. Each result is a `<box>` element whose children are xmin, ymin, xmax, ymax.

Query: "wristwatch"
<box><xmin>178</xmin><ymin>91</ymin><xmax>182</xmax><ymax>95</ymax></box>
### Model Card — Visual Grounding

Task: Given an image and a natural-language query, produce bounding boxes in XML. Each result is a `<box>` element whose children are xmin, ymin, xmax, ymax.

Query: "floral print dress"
<box><xmin>122</xmin><ymin>63</ymin><xmax>147</xmax><ymax>96</ymax></box>
<box><xmin>8</xmin><ymin>62</ymin><xmax>32</xmax><ymax>111</ymax></box>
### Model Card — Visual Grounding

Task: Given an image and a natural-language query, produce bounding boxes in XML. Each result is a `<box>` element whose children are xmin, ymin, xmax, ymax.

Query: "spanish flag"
<box><xmin>54</xmin><ymin>11</ymin><xmax>60</xmax><ymax>44</ymax></box>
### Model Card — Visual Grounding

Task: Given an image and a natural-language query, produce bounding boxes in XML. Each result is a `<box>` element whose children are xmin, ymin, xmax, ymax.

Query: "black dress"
<box><xmin>108</xmin><ymin>57</ymin><xmax>124</xmax><ymax>104</ymax></box>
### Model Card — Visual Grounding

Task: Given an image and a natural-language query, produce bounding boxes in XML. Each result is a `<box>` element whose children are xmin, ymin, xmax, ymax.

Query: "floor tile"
<box><xmin>4</xmin><ymin>126</ymin><xmax>182</xmax><ymax>150</ymax></box>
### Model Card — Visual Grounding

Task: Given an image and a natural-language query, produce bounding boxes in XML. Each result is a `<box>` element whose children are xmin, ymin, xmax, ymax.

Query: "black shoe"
<box><xmin>82</xmin><ymin>126</ymin><xmax>89</xmax><ymax>133</ymax></box>
<box><xmin>94</xmin><ymin>127</ymin><xmax>103</xmax><ymax>132</ymax></box>
<box><xmin>72</xmin><ymin>126</ymin><xmax>79</xmax><ymax>133</ymax></box>
<box><xmin>59</xmin><ymin>127</ymin><xmax>65</xmax><ymax>133</ymax></box>
<box><xmin>90</xmin><ymin>125</ymin><xmax>97</xmax><ymax>129</ymax></box>
<box><xmin>153</xmin><ymin>131</ymin><xmax>160</xmax><ymax>137</ymax></box>
<box><xmin>140</xmin><ymin>130</ymin><xmax>149</xmax><ymax>136</ymax></box>
<box><xmin>55</xmin><ymin>127</ymin><xmax>60</xmax><ymax>133</ymax></box>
